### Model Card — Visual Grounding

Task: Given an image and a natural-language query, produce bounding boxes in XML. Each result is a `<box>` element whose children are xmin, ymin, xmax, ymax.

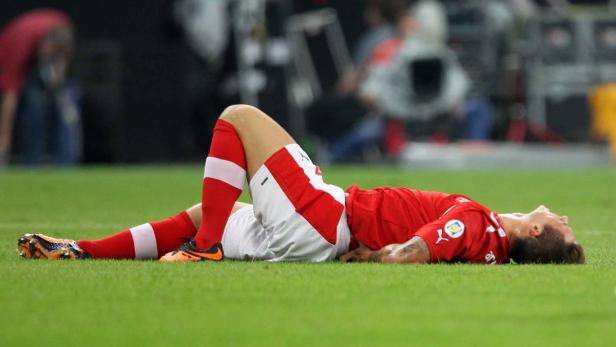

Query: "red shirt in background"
<box><xmin>345</xmin><ymin>185</ymin><xmax>510</xmax><ymax>264</ymax></box>
<box><xmin>0</xmin><ymin>9</ymin><xmax>70</xmax><ymax>93</ymax></box>
<box><xmin>368</xmin><ymin>37</ymin><xmax>402</xmax><ymax>66</ymax></box>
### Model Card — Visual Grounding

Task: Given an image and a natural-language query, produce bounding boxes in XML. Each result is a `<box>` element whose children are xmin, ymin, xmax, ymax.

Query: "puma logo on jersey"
<box><xmin>299</xmin><ymin>152</ymin><xmax>311</xmax><ymax>162</ymax></box>
<box><xmin>485</xmin><ymin>250</ymin><xmax>496</xmax><ymax>264</ymax></box>
<box><xmin>436</xmin><ymin>229</ymin><xmax>449</xmax><ymax>244</ymax></box>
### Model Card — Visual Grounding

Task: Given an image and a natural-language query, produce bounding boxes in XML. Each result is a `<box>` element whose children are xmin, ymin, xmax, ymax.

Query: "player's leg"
<box><xmin>220</xmin><ymin>106</ymin><xmax>350</xmax><ymax>261</ymax></box>
<box><xmin>185</xmin><ymin>201</ymin><xmax>252</xmax><ymax>230</ymax></box>
<box><xmin>246</xmin><ymin>142</ymin><xmax>351</xmax><ymax>261</ymax></box>
<box><xmin>219</xmin><ymin>104</ymin><xmax>296</xmax><ymax>179</ymax></box>
<box><xmin>17</xmin><ymin>202</ymin><xmax>248</xmax><ymax>260</ymax></box>
<box><xmin>161</xmin><ymin>104</ymin><xmax>296</xmax><ymax>262</ymax></box>
<box><xmin>75</xmin><ymin>209</ymin><xmax>197</xmax><ymax>259</ymax></box>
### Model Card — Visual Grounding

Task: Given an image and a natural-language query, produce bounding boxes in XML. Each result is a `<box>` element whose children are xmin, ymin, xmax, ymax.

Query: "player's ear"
<box><xmin>529</xmin><ymin>223</ymin><xmax>542</xmax><ymax>237</ymax></box>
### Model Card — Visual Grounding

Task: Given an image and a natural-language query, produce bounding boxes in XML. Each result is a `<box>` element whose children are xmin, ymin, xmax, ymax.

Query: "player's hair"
<box><xmin>509</xmin><ymin>225</ymin><xmax>585</xmax><ymax>264</ymax></box>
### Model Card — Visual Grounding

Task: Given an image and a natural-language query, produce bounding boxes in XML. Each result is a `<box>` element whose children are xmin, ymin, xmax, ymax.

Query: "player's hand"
<box><xmin>339</xmin><ymin>244</ymin><xmax>373</xmax><ymax>263</ymax></box>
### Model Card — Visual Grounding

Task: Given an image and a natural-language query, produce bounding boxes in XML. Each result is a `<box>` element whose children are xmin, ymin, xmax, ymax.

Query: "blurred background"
<box><xmin>1</xmin><ymin>0</ymin><xmax>615</xmax><ymax>168</ymax></box>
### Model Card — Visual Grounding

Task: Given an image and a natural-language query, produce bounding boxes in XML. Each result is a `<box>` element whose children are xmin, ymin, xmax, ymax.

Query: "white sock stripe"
<box><xmin>130</xmin><ymin>223</ymin><xmax>158</xmax><ymax>259</ymax></box>
<box><xmin>204</xmin><ymin>157</ymin><xmax>246</xmax><ymax>190</ymax></box>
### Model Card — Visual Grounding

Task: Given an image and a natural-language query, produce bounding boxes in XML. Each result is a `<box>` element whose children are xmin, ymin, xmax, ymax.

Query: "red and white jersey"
<box><xmin>345</xmin><ymin>185</ymin><xmax>510</xmax><ymax>264</ymax></box>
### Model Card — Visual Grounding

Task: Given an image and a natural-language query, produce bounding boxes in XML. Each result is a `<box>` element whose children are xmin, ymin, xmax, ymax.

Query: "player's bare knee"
<box><xmin>219</xmin><ymin>104</ymin><xmax>248</xmax><ymax>120</ymax></box>
<box><xmin>219</xmin><ymin>104</ymin><xmax>263</xmax><ymax>128</ymax></box>
<box><xmin>220</xmin><ymin>104</ymin><xmax>267</xmax><ymax>132</ymax></box>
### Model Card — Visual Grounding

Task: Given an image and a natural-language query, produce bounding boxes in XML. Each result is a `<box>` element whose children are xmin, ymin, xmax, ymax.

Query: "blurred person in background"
<box><xmin>319</xmin><ymin>0</ymin><xmax>455</xmax><ymax>161</ymax></box>
<box><xmin>306</xmin><ymin>0</ymin><xmax>410</xmax><ymax>163</ymax></box>
<box><xmin>0</xmin><ymin>9</ymin><xmax>80</xmax><ymax>166</ymax></box>
<box><xmin>310</xmin><ymin>0</ymin><xmax>483</xmax><ymax>163</ymax></box>
<box><xmin>337</xmin><ymin>0</ymin><xmax>403</xmax><ymax>96</ymax></box>
<box><xmin>360</xmin><ymin>0</ymin><xmax>479</xmax><ymax>156</ymax></box>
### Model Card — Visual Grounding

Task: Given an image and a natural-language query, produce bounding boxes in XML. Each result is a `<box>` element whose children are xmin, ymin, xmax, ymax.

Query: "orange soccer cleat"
<box><xmin>17</xmin><ymin>233</ymin><xmax>90</xmax><ymax>260</ymax></box>
<box><xmin>159</xmin><ymin>240</ymin><xmax>224</xmax><ymax>262</ymax></box>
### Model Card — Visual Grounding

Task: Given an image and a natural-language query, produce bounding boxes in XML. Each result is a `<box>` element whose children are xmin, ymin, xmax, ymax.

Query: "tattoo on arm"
<box><xmin>378</xmin><ymin>237</ymin><xmax>431</xmax><ymax>264</ymax></box>
<box><xmin>339</xmin><ymin>237</ymin><xmax>430</xmax><ymax>264</ymax></box>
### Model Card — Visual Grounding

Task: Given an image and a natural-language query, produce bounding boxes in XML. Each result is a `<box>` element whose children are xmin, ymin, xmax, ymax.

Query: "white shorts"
<box><xmin>220</xmin><ymin>144</ymin><xmax>350</xmax><ymax>262</ymax></box>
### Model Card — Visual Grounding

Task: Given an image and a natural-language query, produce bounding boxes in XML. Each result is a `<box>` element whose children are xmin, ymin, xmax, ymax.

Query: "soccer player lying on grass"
<box><xmin>17</xmin><ymin>105</ymin><xmax>585</xmax><ymax>264</ymax></box>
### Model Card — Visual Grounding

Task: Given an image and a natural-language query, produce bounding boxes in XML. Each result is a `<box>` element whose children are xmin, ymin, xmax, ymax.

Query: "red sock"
<box><xmin>77</xmin><ymin>211</ymin><xmax>196</xmax><ymax>259</ymax></box>
<box><xmin>193</xmin><ymin>119</ymin><xmax>246</xmax><ymax>249</ymax></box>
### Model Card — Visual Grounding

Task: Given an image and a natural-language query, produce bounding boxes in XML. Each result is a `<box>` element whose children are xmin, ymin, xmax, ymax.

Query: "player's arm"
<box><xmin>339</xmin><ymin>236</ymin><xmax>431</xmax><ymax>264</ymax></box>
<box><xmin>0</xmin><ymin>91</ymin><xmax>18</xmax><ymax>163</ymax></box>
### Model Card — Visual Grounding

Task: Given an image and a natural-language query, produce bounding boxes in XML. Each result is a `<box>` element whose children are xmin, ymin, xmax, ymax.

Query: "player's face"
<box><xmin>526</xmin><ymin>205</ymin><xmax>577</xmax><ymax>244</ymax></box>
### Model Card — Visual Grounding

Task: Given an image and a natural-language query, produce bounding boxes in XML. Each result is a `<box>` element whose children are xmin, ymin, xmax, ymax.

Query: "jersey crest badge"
<box><xmin>444</xmin><ymin>220</ymin><xmax>465</xmax><ymax>238</ymax></box>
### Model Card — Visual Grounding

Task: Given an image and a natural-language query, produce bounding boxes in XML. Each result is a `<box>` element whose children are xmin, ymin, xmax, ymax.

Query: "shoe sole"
<box><xmin>17</xmin><ymin>234</ymin><xmax>76</xmax><ymax>260</ymax></box>
<box><xmin>159</xmin><ymin>244</ymin><xmax>224</xmax><ymax>262</ymax></box>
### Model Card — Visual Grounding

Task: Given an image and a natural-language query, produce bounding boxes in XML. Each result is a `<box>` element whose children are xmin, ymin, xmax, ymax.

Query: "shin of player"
<box><xmin>193</xmin><ymin>118</ymin><xmax>247</xmax><ymax>250</ymax></box>
<box><xmin>76</xmin><ymin>210</ymin><xmax>197</xmax><ymax>259</ymax></box>
<box><xmin>77</xmin><ymin>117</ymin><xmax>248</xmax><ymax>258</ymax></box>
<box><xmin>17</xmin><ymin>209</ymin><xmax>198</xmax><ymax>260</ymax></box>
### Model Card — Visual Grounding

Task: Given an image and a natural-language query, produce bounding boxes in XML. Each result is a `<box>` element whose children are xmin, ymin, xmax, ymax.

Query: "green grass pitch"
<box><xmin>1</xmin><ymin>166</ymin><xmax>615</xmax><ymax>347</ymax></box>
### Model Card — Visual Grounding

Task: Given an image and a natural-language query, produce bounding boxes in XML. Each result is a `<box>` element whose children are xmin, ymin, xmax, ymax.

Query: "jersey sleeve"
<box><xmin>414</xmin><ymin>210</ymin><xmax>482</xmax><ymax>263</ymax></box>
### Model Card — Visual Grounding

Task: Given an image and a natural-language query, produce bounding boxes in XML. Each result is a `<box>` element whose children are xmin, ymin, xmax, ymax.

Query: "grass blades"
<box><xmin>1</xmin><ymin>166</ymin><xmax>615</xmax><ymax>347</ymax></box>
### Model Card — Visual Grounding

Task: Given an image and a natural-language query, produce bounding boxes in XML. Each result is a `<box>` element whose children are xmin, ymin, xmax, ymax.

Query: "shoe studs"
<box><xmin>19</xmin><ymin>251</ymin><xmax>25</xmax><ymax>257</ymax></box>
